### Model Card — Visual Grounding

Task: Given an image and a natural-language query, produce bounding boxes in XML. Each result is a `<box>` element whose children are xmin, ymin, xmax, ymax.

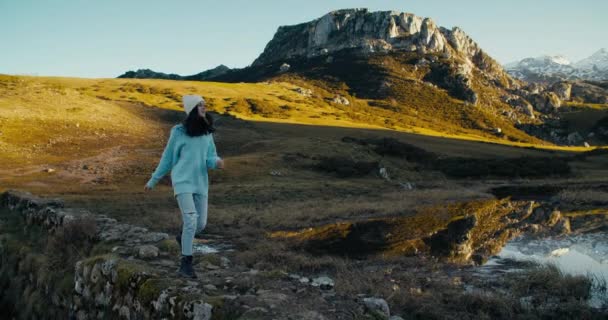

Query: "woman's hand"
<box><xmin>216</xmin><ymin>158</ymin><xmax>225</xmax><ymax>169</ymax></box>
<box><xmin>144</xmin><ymin>184</ymin><xmax>153</xmax><ymax>191</ymax></box>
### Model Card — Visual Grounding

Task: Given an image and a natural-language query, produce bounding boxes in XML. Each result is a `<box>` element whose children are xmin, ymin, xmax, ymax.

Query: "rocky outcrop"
<box><xmin>503</xmin><ymin>95</ymin><xmax>535</xmax><ymax>118</ymax></box>
<box><xmin>570</xmin><ymin>81</ymin><xmax>608</xmax><ymax>104</ymax></box>
<box><xmin>426</xmin><ymin>215</ymin><xmax>477</xmax><ymax>262</ymax></box>
<box><xmin>252</xmin><ymin>9</ymin><xmax>510</xmax><ymax>86</ymax></box>
<box><xmin>253</xmin><ymin>9</ymin><xmax>440</xmax><ymax>65</ymax></box>
<box><xmin>332</xmin><ymin>94</ymin><xmax>350</xmax><ymax>105</ymax></box>
<box><xmin>424</xmin><ymin>61</ymin><xmax>479</xmax><ymax>104</ymax></box>
<box><xmin>550</xmin><ymin>82</ymin><xmax>572</xmax><ymax>100</ymax></box>
<box><xmin>529</xmin><ymin>92</ymin><xmax>561</xmax><ymax>113</ymax></box>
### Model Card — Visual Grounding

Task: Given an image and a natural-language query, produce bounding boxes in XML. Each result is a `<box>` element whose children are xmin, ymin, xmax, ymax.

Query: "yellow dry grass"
<box><xmin>1</xmin><ymin>74</ymin><xmax>604</xmax><ymax>161</ymax></box>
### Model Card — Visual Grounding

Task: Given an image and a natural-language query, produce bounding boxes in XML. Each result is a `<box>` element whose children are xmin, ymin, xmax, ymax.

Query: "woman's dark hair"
<box><xmin>182</xmin><ymin>108</ymin><xmax>215</xmax><ymax>137</ymax></box>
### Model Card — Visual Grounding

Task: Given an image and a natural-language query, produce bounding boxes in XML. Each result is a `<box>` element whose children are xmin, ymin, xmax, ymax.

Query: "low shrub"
<box><xmin>435</xmin><ymin>157</ymin><xmax>571</xmax><ymax>178</ymax></box>
<box><xmin>341</xmin><ymin>137</ymin><xmax>438</xmax><ymax>163</ymax></box>
<box><xmin>316</xmin><ymin>156</ymin><xmax>378</xmax><ymax>178</ymax></box>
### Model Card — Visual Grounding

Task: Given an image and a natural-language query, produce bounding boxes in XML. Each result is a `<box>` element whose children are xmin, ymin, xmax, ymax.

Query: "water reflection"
<box><xmin>489</xmin><ymin>232</ymin><xmax>608</xmax><ymax>307</ymax></box>
<box><xmin>271</xmin><ymin>198</ymin><xmax>608</xmax><ymax>266</ymax></box>
<box><xmin>192</xmin><ymin>238</ymin><xmax>234</xmax><ymax>255</ymax></box>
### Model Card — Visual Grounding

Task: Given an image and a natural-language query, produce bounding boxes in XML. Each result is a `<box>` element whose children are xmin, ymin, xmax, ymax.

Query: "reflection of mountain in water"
<box><xmin>502</xmin><ymin>233</ymin><xmax>608</xmax><ymax>265</ymax></box>
<box><xmin>491</xmin><ymin>232</ymin><xmax>608</xmax><ymax>308</ymax></box>
<box><xmin>271</xmin><ymin>199</ymin><xmax>608</xmax><ymax>265</ymax></box>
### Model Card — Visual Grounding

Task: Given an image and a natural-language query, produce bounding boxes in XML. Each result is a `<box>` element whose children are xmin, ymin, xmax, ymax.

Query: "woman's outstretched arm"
<box><xmin>146</xmin><ymin>127</ymin><xmax>179</xmax><ymax>189</ymax></box>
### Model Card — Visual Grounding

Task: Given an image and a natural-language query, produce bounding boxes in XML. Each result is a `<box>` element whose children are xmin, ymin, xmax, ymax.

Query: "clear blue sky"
<box><xmin>1</xmin><ymin>0</ymin><xmax>606</xmax><ymax>78</ymax></box>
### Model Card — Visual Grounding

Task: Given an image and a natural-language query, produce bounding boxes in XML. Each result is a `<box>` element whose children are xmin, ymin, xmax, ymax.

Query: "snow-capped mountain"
<box><xmin>574</xmin><ymin>48</ymin><xmax>608</xmax><ymax>71</ymax></box>
<box><xmin>505</xmin><ymin>49</ymin><xmax>608</xmax><ymax>83</ymax></box>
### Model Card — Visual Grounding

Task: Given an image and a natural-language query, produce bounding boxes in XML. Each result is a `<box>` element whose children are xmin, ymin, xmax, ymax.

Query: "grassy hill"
<box><xmin>1</xmin><ymin>72</ymin><xmax>607</xmax><ymax>233</ymax></box>
<box><xmin>2</xmin><ymin>73</ymin><xmax>608</xmax><ymax>318</ymax></box>
<box><xmin>2</xmin><ymin>73</ymin><xmax>607</xmax><ymax>225</ymax></box>
<box><xmin>1</xmin><ymin>72</ymin><xmax>603</xmax><ymax>170</ymax></box>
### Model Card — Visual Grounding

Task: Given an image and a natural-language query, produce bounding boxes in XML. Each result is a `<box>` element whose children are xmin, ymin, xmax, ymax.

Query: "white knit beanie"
<box><xmin>182</xmin><ymin>95</ymin><xmax>205</xmax><ymax>114</ymax></box>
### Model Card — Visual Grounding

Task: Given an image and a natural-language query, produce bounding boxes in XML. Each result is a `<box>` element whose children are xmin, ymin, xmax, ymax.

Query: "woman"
<box><xmin>144</xmin><ymin>94</ymin><xmax>224</xmax><ymax>278</ymax></box>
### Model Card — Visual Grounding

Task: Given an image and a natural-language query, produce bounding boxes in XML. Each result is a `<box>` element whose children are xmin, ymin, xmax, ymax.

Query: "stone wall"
<box><xmin>0</xmin><ymin>190</ymin><xmax>213</xmax><ymax>320</ymax></box>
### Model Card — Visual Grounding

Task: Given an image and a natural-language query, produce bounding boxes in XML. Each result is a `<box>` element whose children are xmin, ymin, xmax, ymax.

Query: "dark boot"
<box><xmin>178</xmin><ymin>255</ymin><xmax>197</xmax><ymax>279</ymax></box>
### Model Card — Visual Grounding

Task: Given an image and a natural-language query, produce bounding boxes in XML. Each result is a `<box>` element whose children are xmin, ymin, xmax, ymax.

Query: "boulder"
<box><xmin>567</xmin><ymin>132</ymin><xmax>583</xmax><ymax>145</ymax></box>
<box><xmin>362</xmin><ymin>297</ymin><xmax>390</xmax><ymax>319</ymax></box>
<box><xmin>311</xmin><ymin>276</ymin><xmax>334</xmax><ymax>290</ymax></box>
<box><xmin>293</xmin><ymin>87</ymin><xmax>313</xmax><ymax>97</ymax></box>
<box><xmin>550</xmin><ymin>82</ymin><xmax>572</xmax><ymax>100</ymax></box>
<box><xmin>553</xmin><ymin>218</ymin><xmax>571</xmax><ymax>235</ymax></box>
<box><xmin>332</xmin><ymin>95</ymin><xmax>350</xmax><ymax>105</ymax></box>
<box><xmin>425</xmin><ymin>215</ymin><xmax>477</xmax><ymax>262</ymax></box>
<box><xmin>504</xmin><ymin>95</ymin><xmax>535</xmax><ymax>118</ymax></box>
<box><xmin>530</xmin><ymin>92</ymin><xmax>561</xmax><ymax>113</ymax></box>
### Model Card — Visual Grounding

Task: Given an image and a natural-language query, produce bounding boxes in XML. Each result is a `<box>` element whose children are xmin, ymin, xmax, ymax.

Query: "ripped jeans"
<box><xmin>175</xmin><ymin>193</ymin><xmax>208</xmax><ymax>256</ymax></box>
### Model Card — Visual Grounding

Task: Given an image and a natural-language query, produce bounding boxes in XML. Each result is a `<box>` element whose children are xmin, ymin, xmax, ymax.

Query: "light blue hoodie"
<box><xmin>146</xmin><ymin>124</ymin><xmax>221</xmax><ymax>196</ymax></box>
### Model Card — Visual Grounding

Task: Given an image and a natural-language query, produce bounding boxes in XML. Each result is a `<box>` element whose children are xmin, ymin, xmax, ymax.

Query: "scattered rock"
<box><xmin>567</xmin><ymin>132</ymin><xmax>583</xmax><ymax>145</ymax></box>
<box><xmin>239</xmin><ymin>307</ymin><xmax>269</xmax><ymax>319</ymax></box>
<box><xmin>44</xmin><ymin>168</ymin><xmax>56</xmax><ymax>173</ymax></box>
<box><xmin>188</xmin><ymin>301</ymin><xmax>213</xmax><ymax>320</ymax></box>
<box><xmin>520</xmin><ymin>296</ymin><xmax>533</xmax><ymax>310</ymax></box>
<box><xmin>311</xmin><ymin>276</ymin><xmax>334</xmax><ymax>290</ymax></box>
<box><xmin>204</xmin><ymin>263</ymin><xmax>220</xmax><ymax>270</ymax></box>
<box><xmin>362</xmin><ymin>297</ymin><xmax>390</xmax><ymax>319</ymax></box>
<box><xmin>332</xmin><ymin>95</ymin><xmax>350</xmax><ymax>105</ymax></box>
<box><xmin>256</xmin><ymin>290</ymin><xmax>289</xmax><ymax>308</ymax></box>
<box><xmin>137</xmin><ymin>245</ymin><xmax>159</xmax><ymax>259</ymax></box>
<box><xmin>292</xmin><ymin>310</ymin><xmax>328</xmax><ymax>320</ymax></box>
<box><xmin>246</xmin><ymin>269</ymin><xmax>259</xmax><ymax>275</ymax></box>
<box><xmin>220</xmin><ymin>256</ymin><xmax>231</xmax><ymax>268</ymax></box>
<box><xmin>293</xmin><ymin>87</ymin><xmax>313</xmax><ymax>97</ymax></box>
<box><xmin>270</xmin><ymin>170</ymin><xmax>282</xmax><ymax>176</ymax></box>
<box><xmin>379</xmin><ymin>167</ymin><xmax>390</xmax><ymax>181</ymax></box>
<box><xmin>203</xmin><ymin>284</ymin><xmax>217</xmax><ymax>291</ymax></box>
<box><xmin>400</xmin><ymin>182</ymin><xmax>414</xmax><ymax>190</ymax></box>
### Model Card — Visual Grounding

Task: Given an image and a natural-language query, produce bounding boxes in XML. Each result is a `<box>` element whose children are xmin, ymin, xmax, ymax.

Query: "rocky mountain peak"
<box><xmin>252</xmin><ymin>9</ymin><xmax>506</xmax><ymax>80</ymax></box>
<box><xmin>546</xmin><ymin>55</ymin><xmax>571</xmax><ymax>65</ymax></box>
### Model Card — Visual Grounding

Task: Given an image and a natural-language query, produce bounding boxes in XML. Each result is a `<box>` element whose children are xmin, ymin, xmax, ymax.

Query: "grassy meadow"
<box><xmin>2</xmin><ymin>72</ymin><xmax>608</xmax><ymax>229</ymax></box>
<box><xmin>2</xmin><ymin>74</ymin><xmax>608</xmax><ymax>317</ymax></box>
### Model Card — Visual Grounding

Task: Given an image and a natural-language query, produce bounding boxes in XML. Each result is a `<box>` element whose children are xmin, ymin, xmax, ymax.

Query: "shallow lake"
<box><xmin>487</xmin><ymin>231</ymin><xmax>608</xmax><ymax>307</ymax></box>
